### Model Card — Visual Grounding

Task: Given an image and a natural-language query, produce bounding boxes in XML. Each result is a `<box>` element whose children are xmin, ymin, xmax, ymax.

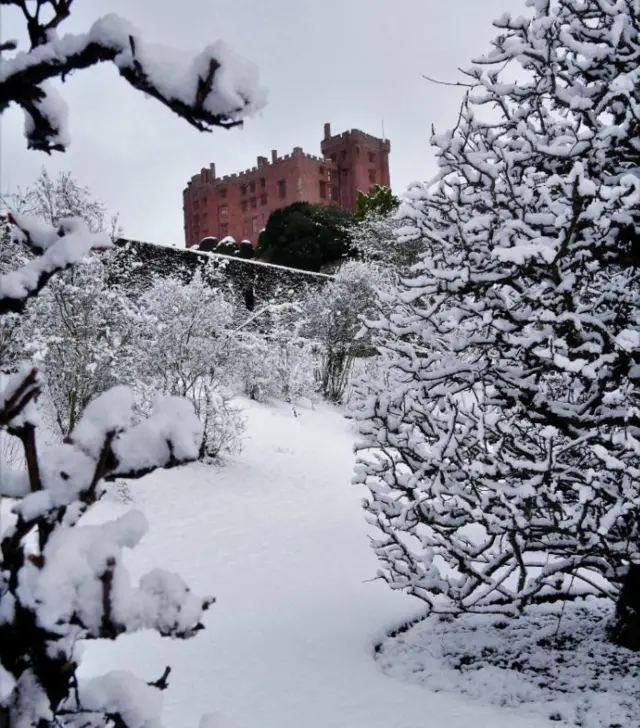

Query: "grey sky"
<box><xmin>1</xmin><ymin>0</ymin><xmax>520</xmax><ymax>247</ymax></box>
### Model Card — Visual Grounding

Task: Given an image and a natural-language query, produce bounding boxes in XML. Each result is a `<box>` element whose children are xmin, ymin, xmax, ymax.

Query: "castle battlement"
<box><xmin>189</xmin><ymin>148</ymin><xmax>339</xmax><ymax>188</ymax></box>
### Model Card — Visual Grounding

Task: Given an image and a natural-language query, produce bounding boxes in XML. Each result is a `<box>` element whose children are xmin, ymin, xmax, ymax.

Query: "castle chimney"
<box><xmin>271</xmin><ymin>149</ymin><xmax>278</xmax><ymax>163</ymax></box>
<box><xmin>324</xmin><ymin>122</ymin><xmax>331</xmax><ymax>139</ymax></box>
<box><xmin>209</xmin><ymin>163</ymin><xmax>216</xmax><ymax>179</ymax></box>
<box><xmin>257</xmin><ymin>155</ymin><xmax>268</xmax><ymax>167</ymax></box>
<box><xmin>293</xmin><ymin>146</ymin><xmax>303</xmax><ymax>155</ymax></box>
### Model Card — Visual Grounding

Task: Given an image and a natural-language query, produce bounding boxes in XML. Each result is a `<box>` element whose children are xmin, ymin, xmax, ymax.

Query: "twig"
<box><xmin>422</xmin><ymin>73</ymin><xmax>474</xmax><ymax>89</ymax></box>
<box><xmin>147</xmin><ymin>666</ymin><xmax>171</xmax><ymax>691</ymax></box>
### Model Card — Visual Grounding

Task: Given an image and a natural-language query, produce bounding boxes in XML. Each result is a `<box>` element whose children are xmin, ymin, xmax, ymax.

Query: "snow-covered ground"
<box><xmin>82</xmin><ymin>400</ymin><xmax>554</xmax><ymax>728</ymax></box>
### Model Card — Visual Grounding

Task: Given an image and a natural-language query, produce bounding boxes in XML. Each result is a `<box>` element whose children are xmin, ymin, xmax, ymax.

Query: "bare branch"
<box><xmin>147</xmin><ymin>666</ymin><xmax>171</xmax><ymax>691</ymax></box>
<box><xmin>422</xmin><ymin>73</ymin><xmax>474</xmax><ymax>89</ymax></box>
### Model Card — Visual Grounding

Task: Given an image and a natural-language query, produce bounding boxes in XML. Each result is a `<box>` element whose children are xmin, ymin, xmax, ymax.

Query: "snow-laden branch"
<box><xmin>355</xmin><ymin>0</ymin><xmax>640</xmax><ymax>625</ymax></box>
<box><xmin>0</xmin><ymin>11</ymin><xmax>266</xmax><ymax>152</ymax></box>
<box><xmin>0</xmin><ymin>213</ymin><xmax>112</xmax><ymax>314</ymax></box>
<box><xmin>0</xmin><ymin>369</ymin><xmax>209</xmax><ymax>725</ymax></box>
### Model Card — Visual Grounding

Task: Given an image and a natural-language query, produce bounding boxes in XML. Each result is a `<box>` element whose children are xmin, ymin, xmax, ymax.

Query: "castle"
<box><xmin>182</xmin><ymin>122</ymin><xmax>391</xmax><ymax>248</ymax></box>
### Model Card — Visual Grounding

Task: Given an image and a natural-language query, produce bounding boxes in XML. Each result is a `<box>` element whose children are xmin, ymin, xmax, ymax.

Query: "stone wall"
<box><xmin>111</xmin><ymin>238</ymin><xmax>329</xmax><ymax>315</ymax></box>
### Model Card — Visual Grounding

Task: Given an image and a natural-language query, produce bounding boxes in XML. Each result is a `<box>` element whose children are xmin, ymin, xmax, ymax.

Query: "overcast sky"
<box><xmin>1</xmin><ymin>0</ymin><xmax>521</xmax><ymax>247</ymax></box>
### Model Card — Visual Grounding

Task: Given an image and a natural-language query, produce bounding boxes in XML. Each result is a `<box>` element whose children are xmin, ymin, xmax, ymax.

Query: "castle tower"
<box><xmin>320</xmin><ymin>122</ymin><xmax>391</xmax><ymax>212</ymax></box>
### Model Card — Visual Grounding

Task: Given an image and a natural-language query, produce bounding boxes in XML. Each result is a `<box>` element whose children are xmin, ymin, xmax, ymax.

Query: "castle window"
<box><xmin>219</xmin><ymin>204</ymin><xmax>229</xmax><ymax>217</ymax></box>
<box><xmin>250</xmin><ymin>197</ymin><xmax>257</xmax><ymax>210</ymax></box>
<box><xmin>260</xmin><ymin>194</ymin><xmax>268</xmax><ymax>206</ymax></box>
<box><xmin>260</xmin><ymin>177</ymin><xmax>266</xmax><ymax>188</ymax></box>
<box><xmin>221</xmin><ymin>223</ymin><xmax>229</xmax><ymax>236</ymax></box>
<box><xmin>319</xmin><ymin>167</ymin><xmax>325</xmax><ymax>176</ymax></box>
<box><xmin>341</xmin><ymin>150</ymin><xmax>347</xmax><ymax>160</ymax></box>
<box><xmin>331</xmin><ymin>185</ymin><xmax>339</xmax><ymax>202</ymax></box>
<box><xmin>219</xmin><ymin>187</ymin><xmax>227</xmax><ymax>199</ymax></box>
<box><xmin>252</xmin><ymin>217</ymin><xmax>260</xmax><ymax>232</ymax></box>
<box><xmin>368</xmin><ymin>152</ymin><xmax>376</xmax><ymax>164</ymax></box>
<box><xmin>241</xmin><ymin>200</ymin><xmax>248</xmax><ymax>212</ymax></box>
<box><xmin>249</xmin><ymin>181</ymin><xmax>256</xmax><ymax>193</ymax></box>
<box><xmin>319</xmin><ymin>181</ymin><xmax>327</xmax><ymax>199</ymax></box>
<box><xmin>330</xmin><ymin>154</ymin><xmax>337</xmax><ymax>164</ymax></box>
<box><xmin>278</xmin><ymin>180</ymin><xmax>287</xmax><ymax>199</ymax></box>
<box><xmin>368</xmin><ymin>169</ymin><xmax>376</xmax><ymax>184</ymax></box>
<box><xmin>241</xmin><ymin>184</ymin><xmax>247</xmax><ymax>196</ymax></box>
<box><xmin>327</xmin><ymin>170</ymin><xmax>332</xmax><ymax>181</ymax></box>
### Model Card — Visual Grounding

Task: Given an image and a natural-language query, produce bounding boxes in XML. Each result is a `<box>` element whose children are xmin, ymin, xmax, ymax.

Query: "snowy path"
<box><xmin>85</xmin><ymin>402</ymin><xmax>552</xmax><ymax>728</ymax></box>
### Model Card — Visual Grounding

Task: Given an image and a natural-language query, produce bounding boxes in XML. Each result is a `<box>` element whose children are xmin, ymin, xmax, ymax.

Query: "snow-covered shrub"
<box><xmin>234</xmin><ymin>331</ymin><xmax>279</xmax><ymax>402</ymax></box>
<box><xmin>0</xmin><ymin>1</ymin><xmax>264</xmax><ymax>723</ymax></box>
<box><xmin>262</xmin><ymin>303</ymin><xmax>317</xmax><ymax>404</ymax></box>
<box><xmin>306</xmin><ymin>261</ymin><xmax>385</xmax><ymax>402</ymax></box>
<box><xmin>22</xmin><ymin>255</ymin><xmax>141</xmax><ymax>436</ymax></box>
<box><xmin>232</xmin><ymin>302</ymin><xmax>317</xmax><ymax>404</ymax></box>
<box><xmin>198</xmin><ymin>387</ymin><xmax>245</xmax><ymax>459</ymax></box>
<box><xmin>354</xmin><ymin>0</ymin><xmax>640</xmax><ymax>646</ymax></box>
<box><xmin>138</xmin><ymin>271</ymin><xmax>244</xmax><ymax>459</ymax></box>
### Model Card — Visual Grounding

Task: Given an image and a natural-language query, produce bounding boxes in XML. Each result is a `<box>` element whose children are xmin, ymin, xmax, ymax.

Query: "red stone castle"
<box><xmin>182</xmin><ymin>122</ymin><xmax>391</xmax><ymax>248</ymax></box>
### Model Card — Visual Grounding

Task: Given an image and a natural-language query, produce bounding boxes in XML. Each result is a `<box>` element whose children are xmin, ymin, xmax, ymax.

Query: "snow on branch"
<box><xmin>355</xmin><ymin>0</ymin><xmax>640</xmax><ymax>628</ymax></box>
<box><xmin>0</xmin><ymin>213</ymin><xmax>113</xmax><ymax>314</ymax></box>
<box><xmin>0</xmin><ymin>371</ymin><xmax>209</xmax><ymax>725</ymax></box>
<box><xmin>0</xmin><ymin>2</ymin><xmax>257</xmax><ymax>723</ymax></box>
<box><xmin>0</xmin><ymin>3</ymin><xmax>266</xmax><ymax>152</ymax></box>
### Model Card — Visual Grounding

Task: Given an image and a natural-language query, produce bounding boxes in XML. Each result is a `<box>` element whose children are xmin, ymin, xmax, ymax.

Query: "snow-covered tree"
<box><xmin>354</xmin><ymin>185</ymin><xmax>399</xmax><ymax>222</ymax></box>
<box><xmin>3</xmin><ymin>169</ymin><xmax>111</xmax><ymax>233</ymax></box>
<box><xmin>352</xmin><ymin>212</ymin><xmax>424</xmax><ymax>272</ymax></box>
<box><xmin>138</xmin><ymin>271</ymin><xmax>244</xmax><ymax>459</ymax></box>
<box><xmin>0</xmin><ymin>1</ymin><xmax>264</xmax><ymax>724</ymax></box>
<box><xmin>23</xmin><ymin>255</ymin><xmax>141</xmax><ymax>436</ymax></box>
<box><xmin>267</xmin><ymin>305</ymin><xmax>317</xmax><ymax>403</ymax></box>
<box><xmin>234</xmin><ymin>303</ymin><xmax>317</xmax><ymax>404</ymax></box>
<box><xmin>306</xmin><ymin>261</ymin><xmax>384</xmax><ymax>402</ymax></box>
<box><xmin>354</xmin><ymin>0</ymin><xmax>640</xmax><ymax>648</ymax></box>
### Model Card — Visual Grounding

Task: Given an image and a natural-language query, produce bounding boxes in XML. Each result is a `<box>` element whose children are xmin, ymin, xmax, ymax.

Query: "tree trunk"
<box><xmin>609</xmin><ymin>564</ymin><xmax>640</xmax><ymax>651</ymax></box>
